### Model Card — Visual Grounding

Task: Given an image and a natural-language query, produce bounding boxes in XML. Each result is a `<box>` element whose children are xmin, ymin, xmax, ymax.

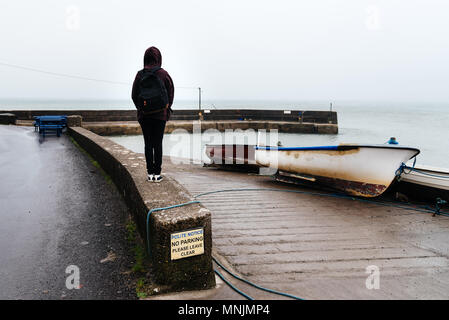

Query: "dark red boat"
<box><xmin>205</xmin><ymin>144</ymin><xmax>257</xmax><ymax>170</ymax></box>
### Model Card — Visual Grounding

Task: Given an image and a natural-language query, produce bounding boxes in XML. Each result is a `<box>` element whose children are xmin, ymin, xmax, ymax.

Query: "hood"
<box><xmin>144</xmin><ymin>46</ymin><xmax>162</xmax><ymax>68</ymax></box>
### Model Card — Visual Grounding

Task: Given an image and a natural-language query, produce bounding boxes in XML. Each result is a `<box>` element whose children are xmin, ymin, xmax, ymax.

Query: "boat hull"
<box><xmin>400</xmin><ymin>165</ymin><xmax>449</xmax><ymax>191</ymax></box>
<box><xmin>255</xmin><ymin>145</ymin><xmax>420</xmax><ymax>197</ymax></box>
<box><xmin>394</xmin><ymin>164</ymin><xmax>449</xmax><ymax>203</ymax></box>
<box><xmin>205</xmin><ymin>144</ymin><xmax>256</xmax><ymax>165</ymax></box>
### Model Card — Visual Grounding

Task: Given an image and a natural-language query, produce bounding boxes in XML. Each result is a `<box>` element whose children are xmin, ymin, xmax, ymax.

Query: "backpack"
<box><xmin>138</xmin><ymin>67</ymin><xmax>169</xmax><ymax>113</ymax></box>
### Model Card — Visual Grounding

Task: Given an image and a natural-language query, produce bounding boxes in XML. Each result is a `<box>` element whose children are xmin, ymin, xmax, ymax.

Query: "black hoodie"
<box><xmin>132</xmin><ymin>46</ymin><xmax>174</xmax><ymax>121</ymax></box>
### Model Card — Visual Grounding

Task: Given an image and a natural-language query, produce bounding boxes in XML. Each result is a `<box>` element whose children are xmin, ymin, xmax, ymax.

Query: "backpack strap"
<box><xmin>143</xmin><ymin>66</ymin><xmax>161</xmax><ymax>74</ymax></box>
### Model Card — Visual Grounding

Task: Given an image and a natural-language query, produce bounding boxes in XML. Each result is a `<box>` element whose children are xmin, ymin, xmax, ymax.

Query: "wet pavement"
<box><xmin>0</xmin><ymin>125</ymin><xmax>137</xmax><ymax>299</ymax></box>
<box><xmin>160</xmin><ymin>160</ymin><xmax>449</xmax><ymax>299</ymax></box>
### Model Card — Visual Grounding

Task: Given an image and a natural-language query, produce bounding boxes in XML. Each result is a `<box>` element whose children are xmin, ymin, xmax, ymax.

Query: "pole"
<box><xmin>198</xmin><ymin>87</ymin><xmax>202</xmax><ymax>112</ymax></box>
<box><xmin>198</xmin><ymin>87</ymin><xmax>202</xmax><ymax>120</ymax></box>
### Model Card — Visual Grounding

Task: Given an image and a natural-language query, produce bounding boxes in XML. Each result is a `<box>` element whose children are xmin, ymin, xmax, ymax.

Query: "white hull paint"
<box><xmin>255</xmin><ymin>145</ymin><xmax>420</xmax><ymax>197</ymax></box>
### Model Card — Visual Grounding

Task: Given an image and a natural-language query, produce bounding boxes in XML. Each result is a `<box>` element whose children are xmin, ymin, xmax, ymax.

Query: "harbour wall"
<box><xmin>82</xmin><ymin>120</ymin><xmax>337</xmax><ymax>135</ymax></box>
<box><xmin>4</xmin><ymin>109</ymin><xmax>338</xmax><ymax>135</ymax></box>
<box><xmin>1</xmin><ymin>109</ymin><xmax>337</xmax><ymax>123</ymax></box>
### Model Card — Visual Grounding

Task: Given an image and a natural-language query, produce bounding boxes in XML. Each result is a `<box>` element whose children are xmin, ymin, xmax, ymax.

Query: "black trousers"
<box><xmin>139</xmin><ymin>118</ymin><xmax>166</xmax><ymax>175</ymax></box>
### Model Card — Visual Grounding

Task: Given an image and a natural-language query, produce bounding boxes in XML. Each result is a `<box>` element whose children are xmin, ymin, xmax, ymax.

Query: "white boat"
<box><xmin>399</xmin><ymin>164</ymin><xmax>449</xmax><ymax>191</ymax></box>
<box><xmin>255</xmin><ymin>144</ymin><xmax>420</xmax><ymax>197</ymax></box>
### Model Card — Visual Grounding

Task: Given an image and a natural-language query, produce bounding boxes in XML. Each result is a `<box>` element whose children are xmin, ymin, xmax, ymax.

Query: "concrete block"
<box><xmin>316</xmin><ymin>124</ymin><xmax>338</xmax><ymax>134</ymax></box>
<box><xmin>0</xmin><ymin>113</ymin><xmax>17</xmax><ymax>125</ymax></box>
<box><xmin>67</xmin><ymin>115</ymin><xmax>82</xmax><ymax>127</ymax></box>
<box><xmin>150</xmin><ymin>205</ymin><xmax>215</xmax><ymax>290</ymax></box>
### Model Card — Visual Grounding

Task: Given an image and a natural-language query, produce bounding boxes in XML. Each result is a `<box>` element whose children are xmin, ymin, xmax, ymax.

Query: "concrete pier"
<box><xmin>63</xmin><ymin>126</ymin><xmax>449</xmax><ymax>299</ymax></box>
<box><xmin>65</xmin><ymin>126</ymin><xmax>449</xmax><ymax>299</ymax></box>
<box><xmin>81</xmin><ymin>120</ymin><xmax>337</xmax><ymax>136</ymax></box>
<box><xmin>160</xmin><ymin>162</ymin><xmax>449</xmax><ymax>299</ymax></box>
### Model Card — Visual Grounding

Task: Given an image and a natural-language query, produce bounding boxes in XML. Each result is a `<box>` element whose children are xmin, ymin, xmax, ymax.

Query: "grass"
<box><xmin>126</xmin><ymin>218</ymin><xmax>153</xmax><ymax>299</ymax></box>
<box><xmin>136</xmin><ymin>278</ymin><xmax>148</xmax><ymax>299</ymax></box>
<box><xmin>126</xmin><ymin>219</ymin><xmax>147</xmax><ymax>273</ymax></box>
<box><xmin>69</xmin><ymin>134</ymin><xmax>152</xmax><ymax>299</ymax></box>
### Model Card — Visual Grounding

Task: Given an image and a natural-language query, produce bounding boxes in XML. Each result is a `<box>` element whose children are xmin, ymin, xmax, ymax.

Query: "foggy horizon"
<box><xmin>1</xmin><ymin>0</ymin><xmax>448</xmax><ymax>104</ymax></box>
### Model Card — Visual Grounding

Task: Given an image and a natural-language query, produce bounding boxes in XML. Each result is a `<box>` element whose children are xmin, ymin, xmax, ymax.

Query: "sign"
<box><xmin>170</xmin><ymin>228</ymin><xmax>204</xmax><ymax>260</ymax></box>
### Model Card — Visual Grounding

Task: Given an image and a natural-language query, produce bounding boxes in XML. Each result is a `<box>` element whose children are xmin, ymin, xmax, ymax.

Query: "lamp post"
<box><xmin>198</xmin><ymin>87</ymin><xmax>202</xmax><ymax>120</ymax></box>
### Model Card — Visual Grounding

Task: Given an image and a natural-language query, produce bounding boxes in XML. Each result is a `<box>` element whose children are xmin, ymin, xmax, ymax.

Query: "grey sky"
<box><xmin>0</xmin><ymin>0</ymin><xmax>448</xmax><ymax>102</ymax></box>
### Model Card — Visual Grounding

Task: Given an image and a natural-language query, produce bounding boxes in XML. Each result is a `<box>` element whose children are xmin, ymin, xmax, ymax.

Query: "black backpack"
<box><xmin>138</xmin><ymin>67</ymin><xmax>169</xmax><ymax>113</ymax></box>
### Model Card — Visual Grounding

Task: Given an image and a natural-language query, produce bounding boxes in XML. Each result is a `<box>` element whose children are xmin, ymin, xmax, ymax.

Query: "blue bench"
<box><xmin>34</xmin><ymin>115</ymin><xmax>67</xmax><ymax>137</ymax></box>
<box><xmin>33</xmin><ymin>116</ymin><xmax>40</xmax><ymax>131</ymax></box>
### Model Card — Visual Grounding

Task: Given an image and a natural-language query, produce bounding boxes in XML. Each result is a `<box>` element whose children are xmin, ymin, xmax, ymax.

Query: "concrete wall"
<box><xmin>2</xmin><ymin>109</ymin><xmax>337</xmax><ymax>124</ymax></box>
<box><xmin>8</xmin><ymin>109</ymin><xmax>338</xmax><ymax>135</ymax></box>
<box><xmin>68</xmin><ymin>127</ymin><xmax>215</xmax><ymax>292</ymax></box>
<box><xmin>0</xmin><ymin>113</ymin><xmax>17</xmax><ymax>125</ymax></box>
<box><xmin>82</xmin><ymin>120</ymin><xmax>338</xmax><ymax>136</ymax></box>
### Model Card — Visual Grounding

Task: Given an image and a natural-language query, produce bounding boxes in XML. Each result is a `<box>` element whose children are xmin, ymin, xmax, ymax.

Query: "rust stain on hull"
<box><xmin>318</xmin><ymin>176</ymin><xmax>388</xmax><ymax>197</ymax></box>
<box><xmin>277</xmin><ymin>171</ymin><xmax>388</xmax><ymax>198</ymax></box>
<box><xmin>260</xmin><ymin>148</ymin><xmax>393</xmax><ymax>187</ymax></box>
<box><xmin>285</xmin><ymin>147</ymin><xmax>360</xmax><ymax>158</ymax></box>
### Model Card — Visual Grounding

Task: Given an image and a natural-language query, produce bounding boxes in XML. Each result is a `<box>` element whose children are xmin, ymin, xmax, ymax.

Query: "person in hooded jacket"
<box><xmin>132</xmin><ymin>46</ymin><xmax>174</xmax><ymax>182</ymax></box>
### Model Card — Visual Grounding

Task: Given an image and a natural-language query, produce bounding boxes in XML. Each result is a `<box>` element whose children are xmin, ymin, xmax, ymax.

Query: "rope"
<box><xmin>214</xmin><ymin>269</ymin><xmax>254</xmax><ymax>300</ymax></box>
<box><xmin>145</xmin><ymin>201</ymin><xmax>200</xmax><ymax>259</ymax></box>
<box><xmin>213</xmin><ymin>257</ymin><xmax>303</xmax><ymax>300</ymax></box>
<box><xmin>396</xmin><ymin>157</ymin><xmax>417</xmax><ymax>177</ymax></box>
<box><xmin>194</xmin><ymin>187</ymin><xmax>449</xmax><ymax>216</ymax></box>
<box><xmin>396</xmin><ymin>156</ymin><xmax>449</xmax><ymax>180</ymax></box>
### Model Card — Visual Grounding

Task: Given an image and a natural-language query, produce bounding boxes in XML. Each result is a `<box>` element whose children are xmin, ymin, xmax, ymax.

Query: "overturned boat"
<box><xmin>255</xmin><ymin>144</ymin><xmax>420</xmax><ymax>197</ymax></box>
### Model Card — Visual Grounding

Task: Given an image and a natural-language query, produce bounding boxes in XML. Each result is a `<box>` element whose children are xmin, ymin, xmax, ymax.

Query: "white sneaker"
<box><xmin>147</xmin><ymin>174</ymin><xmax>154</xmax><ymax>182</ymax></box>
<box><xmin>153</xmin><ymin>175</ymin><xmax>163</xmax><ymax>183</ymax></box>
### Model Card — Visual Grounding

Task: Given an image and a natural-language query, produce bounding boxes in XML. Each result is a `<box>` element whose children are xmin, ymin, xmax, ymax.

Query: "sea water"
<box><xmin>2</xmin><ymin>99</ymin><xmax>448</xmax><ymax>167</ymax></box>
